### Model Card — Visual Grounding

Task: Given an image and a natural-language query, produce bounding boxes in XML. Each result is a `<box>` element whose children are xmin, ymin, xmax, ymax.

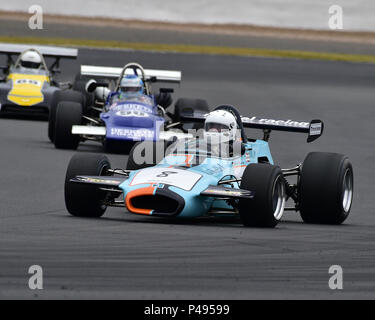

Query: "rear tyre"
<box><xmin>48</xmin><ymin>90</ymin><xmax>84</xmax><ymax>142</ymax></box>
<box><xmin>126</xmin><ymin>141</ymin><xmax>166</xmax><ymax>170</ymax></box>
<box><xmin>239</xmin><ymin>164</ymin><xmax>286</xmax><ymax>228</ymax></box>
<box><xmin>54</xmin><ymin>102</ymin><xmax>82</xmax><ymax>150</ymax></box>
<box><xmin>174</xmin><ymin>98</ymin><xmax>209</xmax><ymax>131</ymax></box>
<box><xmin>72</xmin><ymin>76</ymin><xmax>94</xmax><ymax>109</ymax></box>
<box><xmin>65</xmin><ymin>153</ymin><xmax>111</xmax><ymax>217</ymax></box>
<box><xmin>299</xmin><ymin>152</ymin><xmax>353</xmax><ymax>224</ymax></box>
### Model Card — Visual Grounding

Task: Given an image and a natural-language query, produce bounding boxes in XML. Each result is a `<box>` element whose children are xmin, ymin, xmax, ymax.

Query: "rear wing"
<box><xmin>0</xmin><ymin>43</ymin><xmax>78</xmax><ymax>59</ymax></box>
<box><xmin>179</xmin><ymin>110</ymin><xmax>324</xmax><ymax>143</ymax></box>
<box><xmin>241</xmin><ymin>117</ymin><xmax>324</xmax><ymax>143</ymax></box>
<box><xmin>80</xmin><ymin>65</ymin><xmax>181</xmax><ymax>84</ymax></box>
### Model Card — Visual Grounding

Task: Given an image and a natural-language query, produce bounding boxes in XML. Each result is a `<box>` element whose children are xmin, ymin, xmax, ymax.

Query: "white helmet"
<box><xmin>20</xmin><ymin>50</ymin><xmax>42</xmax><ymax>69</ymax></box>
<box><xmin>204</xmin><ymin>109</ymin><xmax>238</xmax><ymax>143</ymax></box>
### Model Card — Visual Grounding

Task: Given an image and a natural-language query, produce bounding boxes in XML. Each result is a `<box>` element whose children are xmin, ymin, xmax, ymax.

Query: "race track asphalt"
<box><xmin>0</xmin><ymin>48</ymin><xmax>374</xmax><ymax>299</ymax></box>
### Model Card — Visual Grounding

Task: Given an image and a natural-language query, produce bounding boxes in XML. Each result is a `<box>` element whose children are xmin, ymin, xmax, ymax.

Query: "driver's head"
<box><xmin>20</xmin><ymin>50</ymin><xmax>42</xmax><ymax>69</ymax></box>
<box><xmin>204</xmin><ymin>110</ymin><xmax>238</xmax><ymax>143</ymax></box>
<box><xmin>119</xmin><ymin>75</ymin><xmax>144</xmax><ymax>97</ymax></box>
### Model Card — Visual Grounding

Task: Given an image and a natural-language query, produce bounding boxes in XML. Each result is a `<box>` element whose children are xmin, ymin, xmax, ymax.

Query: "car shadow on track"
<box><xmin>60</xmin><ymin>212</ymin><xmax>359</xmax><ymax>231</ymax></box>
<box><xmin>0</xmin><ymin>114</ymin><xmax>47</xmax><ymax>121</ymax></box>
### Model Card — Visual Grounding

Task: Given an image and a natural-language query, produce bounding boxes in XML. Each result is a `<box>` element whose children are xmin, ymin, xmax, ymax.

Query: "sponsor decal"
<box><xmin>202</xmin><ymin>187</ymin><xmax>253</xmax><ymax>198</ymax></box>
<box><xmin>113</xmin><ymin>103</ymin><xmax>152</xmax><ymax>114</ymax></box>
<box><xmin>116</xmin><ymin>110</ymin><xmax>150</xmax><ymax>117</ymax></box>
<box><xmin>76</xmin><ymin>177</ymin><xmax>120</xmax><ymax>185</ymax></box>
<box><xmin>309</xmin><ymin>122</ymin><xmax>322</xmax><ymax>136</ymax></box>
<box><xmin>130</xmin><ymin>167</ymin><xmax>202</xmax><ymax>191</ymax></box>
<box><xmin>15</xmin><ymin>79</ymin><xmax>41</xmax><ymax>86</ymax></box>
<box><xmin>110</xmin><ymin>128</ymin><xmax>154</xmax><ymax>139</ymax></box>
<box><xmin>242</xmin><ymin>116</ymin><xmax>309</xmax><ymax>128</ymax></box>
<box><xmin>205</xmin><ymin>189</ymin><xmax>243</xmax><ymax>196</ymax></box>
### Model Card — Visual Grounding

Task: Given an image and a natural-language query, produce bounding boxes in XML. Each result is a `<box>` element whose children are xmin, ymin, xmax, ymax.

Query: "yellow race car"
<box><xmin>0</xmin><ymin>43</ymin><xmax>78</xmax><ymax>117</ymax></box>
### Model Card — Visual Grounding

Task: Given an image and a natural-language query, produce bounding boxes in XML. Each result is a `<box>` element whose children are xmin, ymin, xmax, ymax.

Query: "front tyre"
<box><xmin>239</xmin><ymin>164</ymin><xmax>286</xmax><ymax>228</ymax></box>
<box><xmin>54</xmin><ymin>101</ymin><xmax>82</xmax><ymax>150</ymax></box>
<box><xmin>48</xmin><ymin>90</ymin><xmax>84</xmax><ymax>142</ymax></box>
<box><xmin>65</xmin><ymin>153</ymin><xmax>111</xmax><ymax>217</ymax></box>
<box><xmin>299</xmin><ymin>152</ymin><xmax>353</xmax><ymax>224</ymax></box>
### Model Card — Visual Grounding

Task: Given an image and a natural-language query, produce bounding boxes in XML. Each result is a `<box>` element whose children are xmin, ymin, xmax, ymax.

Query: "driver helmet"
<box><xmin>119</xmin><ymin>75</ymin><xmax>144</xmax><ymax>98</ymax></box>
<box><xmin>20</xmin><ymin>50</ymin><xmax>42</xmax><ymax>69</ymax></box>
<box><xmin>204</xmin><ymin>109</ymin><xmax>238</xmax><ymax>143</ymax></box>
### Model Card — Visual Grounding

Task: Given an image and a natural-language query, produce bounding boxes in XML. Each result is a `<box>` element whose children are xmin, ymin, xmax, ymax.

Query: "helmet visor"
<box><xmin>21</xmin><ymin>61</ymin><xmax>41</xmax><ymax>69</ymax></box>
<box><xmin>121</xmin><ymin>86</ymin><xmax>142</xmax><ymax>93</ymax></box>
<box><xmin>205</xmin><ymin>122</ymin><xmax>230</xmax><ymax>133</ymax></box>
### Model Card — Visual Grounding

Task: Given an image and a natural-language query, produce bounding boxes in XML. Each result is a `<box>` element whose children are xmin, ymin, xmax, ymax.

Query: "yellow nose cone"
<box><xmin>7</xmin><ymin>73</ymin><xmax>48</xmax><ymax>106</ymax></box>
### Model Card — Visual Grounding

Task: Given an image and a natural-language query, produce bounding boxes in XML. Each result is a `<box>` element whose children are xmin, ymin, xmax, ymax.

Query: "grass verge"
<box><xmin>1</xmin><ymin>35</ymin><xmax>375</xmax><ymax>63</ymax></box>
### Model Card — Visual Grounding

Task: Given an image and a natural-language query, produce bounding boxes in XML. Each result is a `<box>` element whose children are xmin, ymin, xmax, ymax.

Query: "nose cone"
<box><xmin>125</xmin><ymin>185</ymin><xmax>185</xmax><ymax>217</ymax></box>
<box><xmin>112</xmin><ymin>111</ymin><xmax>154</xmax><ymax>128</ymax></box>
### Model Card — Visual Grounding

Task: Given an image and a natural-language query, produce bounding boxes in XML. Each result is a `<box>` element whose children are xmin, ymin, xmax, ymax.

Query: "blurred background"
<box><xmin>2</xmin><ymin>0</ymin><xmax>375</xmax><ymax>31</ymax></box>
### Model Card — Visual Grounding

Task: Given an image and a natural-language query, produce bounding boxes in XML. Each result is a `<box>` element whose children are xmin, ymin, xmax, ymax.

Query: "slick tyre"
<box><xmin>299</xmin><ymin>152</ymin><xmax>353</xmax><ymax>224</ymax></box>
<box><xmin>54</xmin><ymin>101</ymin><xmax>82</xmax><ymax>150</ymax></box>
<box><xmin>48</xmin><ymin>90</ymin><xmax>84</xmax><ymax>142</ymax></box>
<box><xmin>65</xmin><ymin>153</ymin><xmax>111</xmax><ymax>217</ymax></box>
<box><xmin>239</xmin><ymin>164</ymin><xmax>286</xmax><ymax>228</ymax></box>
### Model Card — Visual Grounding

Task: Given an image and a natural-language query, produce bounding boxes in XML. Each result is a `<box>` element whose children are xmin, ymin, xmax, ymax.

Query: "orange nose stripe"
<box><xmin>125</xmin><ymin>186</ymin><xmax>155</xmax><ymax>215</ymax></box>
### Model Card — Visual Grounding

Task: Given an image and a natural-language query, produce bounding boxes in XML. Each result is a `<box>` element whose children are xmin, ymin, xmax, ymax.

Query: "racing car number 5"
<box><xmin>130</xmin><ymin>167</ymin><xmax>202</xmax><ymax>191</ymax></box>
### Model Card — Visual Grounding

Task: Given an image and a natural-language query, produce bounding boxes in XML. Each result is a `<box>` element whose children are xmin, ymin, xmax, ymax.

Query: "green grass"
<box><xmin>2</xmin><ymin>35</ymin><xmax>375</xmax><ymax>63</ymax></box>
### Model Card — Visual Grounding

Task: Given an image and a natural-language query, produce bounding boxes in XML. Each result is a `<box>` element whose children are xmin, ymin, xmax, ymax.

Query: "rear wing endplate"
<box><xmin>80</xmin><ymin>65</ymin><xmax>181</xmax><ymax>83</ymax></box>
<box><xmin>241</xmin><ymin>117</ymin><xmax>324</xmax><ymax>143</ymax></box>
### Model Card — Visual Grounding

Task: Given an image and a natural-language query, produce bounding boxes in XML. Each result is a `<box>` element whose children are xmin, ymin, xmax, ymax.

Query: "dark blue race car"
<box><xmin>49</xmin><ymin>62</ymin><xmax>209</xmax><ymax>152</ymax></box>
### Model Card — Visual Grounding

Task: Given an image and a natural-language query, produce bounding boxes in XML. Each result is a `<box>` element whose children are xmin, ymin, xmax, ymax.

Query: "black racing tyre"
<box><xmin>239</xmin><ymin>163</ymin><xmax>286</xmax><ymax>228</ymax></box>
<box><xmin>72</xmin><ymin>78</ymin><xmax>94</xmax><ymax>110</ymax></box>
<box><xmin>155</xmin><ymin>92</ymin><xmax>172</xmax><ymax>109</ymax></box>
<box><xmin>65</xmin><ymin>153</ymin><xmax>111</xmax><ymax>217</ymax></box>
<box><xmin>299</xmin><ymin>152</ymin><xmax>353</xmax><ymax>225</ymax></box>
<box><xmin>54</xmin><ymin>101</ymin><xmax>82</xmax><ymax>150</ymax></box>
<box><xmin>48</xmin><ymin>90</ymin><xmax>84</xmax><ymax>142</ymax></box>
<box><xmin>174</xmin><ymin>98</ymin><xmax>209</xmax><ymax>131</ymax></box>
<box><xmin>126</xmin><ymin>141</ymin><xmax>166</xmax><ymax>170</ymax></box>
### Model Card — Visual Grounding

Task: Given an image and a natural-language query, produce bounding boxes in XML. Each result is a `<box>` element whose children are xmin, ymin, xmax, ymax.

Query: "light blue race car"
<box><xmin>64</xmin><ymin>105</ymin><xmax>353</xmax><ymax>227</ymax></box>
